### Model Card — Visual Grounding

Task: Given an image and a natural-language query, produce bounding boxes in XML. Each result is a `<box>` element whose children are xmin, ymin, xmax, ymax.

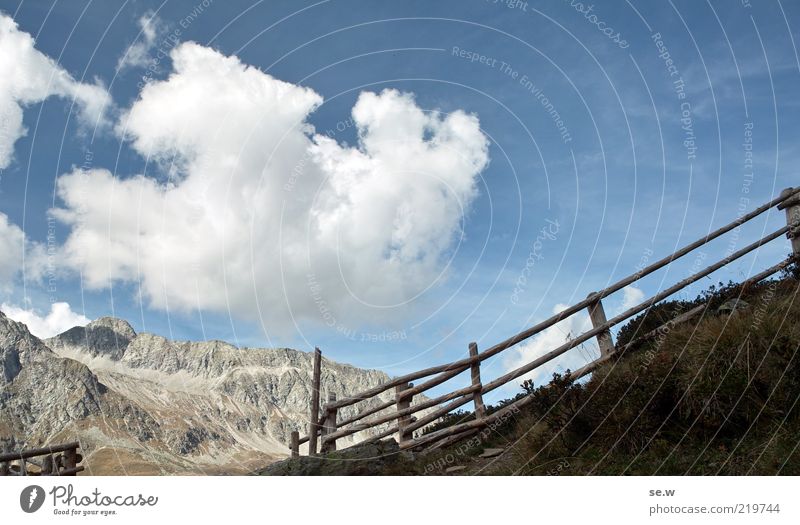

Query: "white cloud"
<box><xmin>501</xmin><ymin>286</ymin><xmax>645</xmax><ymax>389</ymax></box>
<box><xmin>116</xmin><ymin>11</ymin><xmax>163</xmax><ymax>72</ymax></box>
<box><xmin>0</xmin><ymin>12</ymin><xmax>112</xmax><ymax>169</ymax></box>
<box><xmin>620</xmin><ymin>285</ymin><xmax>645</xmax><ymax>312</ymax></box>
<box><xmin>52</xmin><ymin>42</ymin><xmax>489</xmax><ymax>330</ymax></box>
<box><xmin>0</xmin><ymin>212</ymin><xmax>25</xmax><ymax>286</ymax></box>
<box><xmin>1</xmin><ymin>301</ymin><xmax>89</xmax><ymax>338</ymax></box>
<box><xmin>0</xmin><ymin>212</ymin><xmax>48</xmax><ymax>289</ymax></box>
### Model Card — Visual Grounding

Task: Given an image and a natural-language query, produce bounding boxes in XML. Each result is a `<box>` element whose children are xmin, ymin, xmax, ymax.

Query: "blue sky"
<box><xmin>0</xmin><ymin>0</ymin><xmax>798</xmax><ymax>402</ymax></box>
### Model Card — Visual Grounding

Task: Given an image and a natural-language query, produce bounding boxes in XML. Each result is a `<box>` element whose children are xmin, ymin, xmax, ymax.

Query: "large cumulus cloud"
<box><xmin>52</xmin><ymin>42</ymin><xmax>489</xmax><ymax>330</ymax></box>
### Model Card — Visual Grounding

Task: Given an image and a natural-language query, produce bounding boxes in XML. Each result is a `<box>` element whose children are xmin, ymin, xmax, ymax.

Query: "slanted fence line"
<box><xmin>290</xmin><ymin>187</ymin><xmax>800</xmax><ymax>456</ymax></box>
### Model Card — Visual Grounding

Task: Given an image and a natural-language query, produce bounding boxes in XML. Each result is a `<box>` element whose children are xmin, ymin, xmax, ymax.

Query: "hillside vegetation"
<box><xmin>263</xmin><ymin>269</ymin><xmax>800</xmax><ymax>475</ymax></box>
<box><xmin>416</xmin><ymin>272</ymin><xmax>800</xmax><ymax>475</ymax></box>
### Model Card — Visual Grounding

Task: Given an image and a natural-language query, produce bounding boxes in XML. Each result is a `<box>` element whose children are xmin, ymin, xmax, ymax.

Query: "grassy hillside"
<box><xmin>412</xmin><ymin>271</ymin><xmax>800</xmax><ymax>475</ymax></box>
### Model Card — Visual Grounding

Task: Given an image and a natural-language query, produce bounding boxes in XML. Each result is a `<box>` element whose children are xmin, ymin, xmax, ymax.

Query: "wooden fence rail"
<box><xmin>289</xmin><ymin>187</ymin><xmax>800</xmax><ymax>457</ymax></box>
<box><xmin>0</xmin><ymin>442</ymin><xmax>84</xmax><ymax>476</ymax></box>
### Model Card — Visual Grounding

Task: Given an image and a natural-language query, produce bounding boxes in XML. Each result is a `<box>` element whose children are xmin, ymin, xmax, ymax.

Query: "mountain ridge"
<box><xmin>0</xmin><ymin>311</ymin><xmax>411</xmax><ymax>474</ymax></box>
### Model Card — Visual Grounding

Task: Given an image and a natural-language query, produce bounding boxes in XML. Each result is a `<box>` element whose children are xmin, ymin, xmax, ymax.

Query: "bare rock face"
<box><xmin>1</xmin><ymin>309</ymin><xmax>419</xmax><ymax>474</ymax></box>
<box><xmin>0</xmin><ymin>312</ymin><xmax>52</xmax><ymax>383</ymax></box>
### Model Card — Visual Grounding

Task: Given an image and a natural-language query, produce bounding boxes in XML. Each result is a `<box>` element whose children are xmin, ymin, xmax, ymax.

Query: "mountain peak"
<box><xmin>86</xmin><ymin>316</ymin><xmax>137</xmax><ymax>339</ymax></box>
<box><xmin>47</xmin><ymin>316</ymin><xmax>136</xmax><ymax>360</ymax></box>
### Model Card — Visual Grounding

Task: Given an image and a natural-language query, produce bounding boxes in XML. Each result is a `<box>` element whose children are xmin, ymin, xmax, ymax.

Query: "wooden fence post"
<box><xmin>779</xmin><ymin>187</ymin><xmax>800</xmax><ymax>257</ymax></box>
<box><xmin>42</xmin><ymin>454</ymin><xmax>54</xmax><ymax>475</ymax></box>
<box><xmin>290</xmin><ymin>431</ymin><xmax>299</xmax><ymax>459</ymax></box>
<box><xmin>469</xmin><ymin>342</ymin><xmax>486</xmax><ymax>420</ymax></box>
<box><xmin>308</xmin><ymin>347</ymin><xmax>322</xmax><ymax>456</ymax></box>
<box><xmin>587</xmin><ymin>293</ymin><xmax>614</xmax><ymax>357</ymax></box>
<box><xmin>320</xmin><ymin>393</ymin><xmax>338</xmax><ymax>453</ymax></box>
<box><xmin>396</xmin><ymin>382</ymin><xmax>413</xmax><ymax>444</ymax></box>
<box><xmin>63</xmin><ymin>446</ymin><xmax>78</xmax><ymax>476</ymax></box>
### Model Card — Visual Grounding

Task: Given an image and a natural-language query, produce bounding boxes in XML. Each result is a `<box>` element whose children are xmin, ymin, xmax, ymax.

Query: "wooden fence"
<box><xmin>0</xmin><ymin>442</ymin><xmax>84</xmax><ymax>476</ymax></box>
<box><xmin>290</xmin><ymin>187</ymin><xmax>800</xmax><ymax>456</ymax></box>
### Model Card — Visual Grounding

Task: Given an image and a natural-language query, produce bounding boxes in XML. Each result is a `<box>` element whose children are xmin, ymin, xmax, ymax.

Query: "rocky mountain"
<box><xmin>0</xmin><ymin>311</ymin><xmax>417</xmax><ymax>474</ymax></box>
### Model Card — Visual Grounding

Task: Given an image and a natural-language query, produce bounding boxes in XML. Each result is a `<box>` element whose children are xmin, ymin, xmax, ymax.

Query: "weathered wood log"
<box><xmin>290</xmin><ymin>431</ymin><xmax>299</xmax><ymax>459</ymax></box>
<box><xmin>330</xmin><ymin>362</ymin><xmax>471</xmax><ymax>412</ymax></box>
<box><xmin>343</xmin><ymin>423</ymin><xmax>371</xmax><ymax>432</ymax></box>
<box><xmin>396</xmin><ymin>383</ymin><xmax>413</xmax><ymax>443</ymax></box>
<box><xmin>618</xmin><ymin>303</ymin><xmax>706</xmax><ymax>351</ymax></box>
<box><xmin>42</xmin><ymin>455</ymin><xmax>54</xmax><ymax>476</ymax></box>
<box><xmin>568</xmin><ymin>257</ymin><xmax>793</xmax><ymax>382</ymax></box>
<box><xmin>327</xmin><ymin>362</ymin><xmax>473</xmax><ymax>411</ymax></box>
<box><xmin>396</xmin><ymin>365</ymin><xmax>470</xmax><ymax>401</ymax></box>
<box><xmin>402</xmin><ymin>391</ymin><xmax>474</xmax><ymax>436</ymax></box>
<box><xmin>465</xmin><ymin>190</ymin><xmax>800</xmax><ymax>365</ymax></box>
<box><xmin>780</xmin><ymin>187</ymin><xmax>800</xmax><ymax>256</ymax></box>
<box><xmin>63</xmin><ymin>447</ymin><xmax>78</xmax><ymax>475</ymax></box>
<box><xmin>586</xmin><ymin>294</ymin><xmax>614</xmax><ymax>357</ymax></box>
<box><xmin>567</xmin><ymin>303</ymin><xmax>707</xmax><ymax>381</ymax></box>
<box><xmin>468</xmin><ymin>342</ymin><xmax>486</xmax><ymax>420</ymax></box>
<box><xmin>429</xmin><ymin>427</ymin><xmax>481</xmax><ymax>451</ymax></box>
<box><xmin>400</xmin><ymin>388</ymin><xmax>538</xmax><ymax>451</ymax></box>
<box><xmin>0</xmin><ymin>442</ymin><xmax>80</xmax><ymax>463</ymax></box>
<box><xmin>358</xmin><ymin>416</ymin><xmax>417</xmax><ymax>446</ymax></box>
<box><xmin>335</xmin><ymin>399</ymin><xmax>395</xmax><ymax>428</ymax></box>
<box><xmin>308</xmin><ymin>347</ymin><xmax>322</xmax><ymax>456</ymax></box>
<box><xmin>320</xmin><ymin>384</ymin><xmax>480</xmax><ymax>445</ymax></box>
<box><xmin>478</xmin><ymin>226</ymin><xmax>790</xmax><ymax>398</ymax></box>
<box><xmin>320</xmin><ymin>393</ymin><xmax>338</xmax><ymax>453</ymax></box>
<box><xmin>359</xmin><ymin>424</ymin><xmax>399</xmax><ymax>445</ymax></box>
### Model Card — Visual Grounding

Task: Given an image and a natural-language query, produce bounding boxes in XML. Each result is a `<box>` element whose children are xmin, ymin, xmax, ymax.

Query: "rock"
<box><xmin>717</xmin><ymin>299</ymin><xmax>750</xmax><ymax>314</ymax></box>
<box><xmin>445</xmin><ymin>465</ymin><xmax>467</xmax><ymax>473</ymax></box>
<box><xmin>478</xmin><ymin>448</ymin><xmax>505</xmax><ymax>458</ymax></box>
